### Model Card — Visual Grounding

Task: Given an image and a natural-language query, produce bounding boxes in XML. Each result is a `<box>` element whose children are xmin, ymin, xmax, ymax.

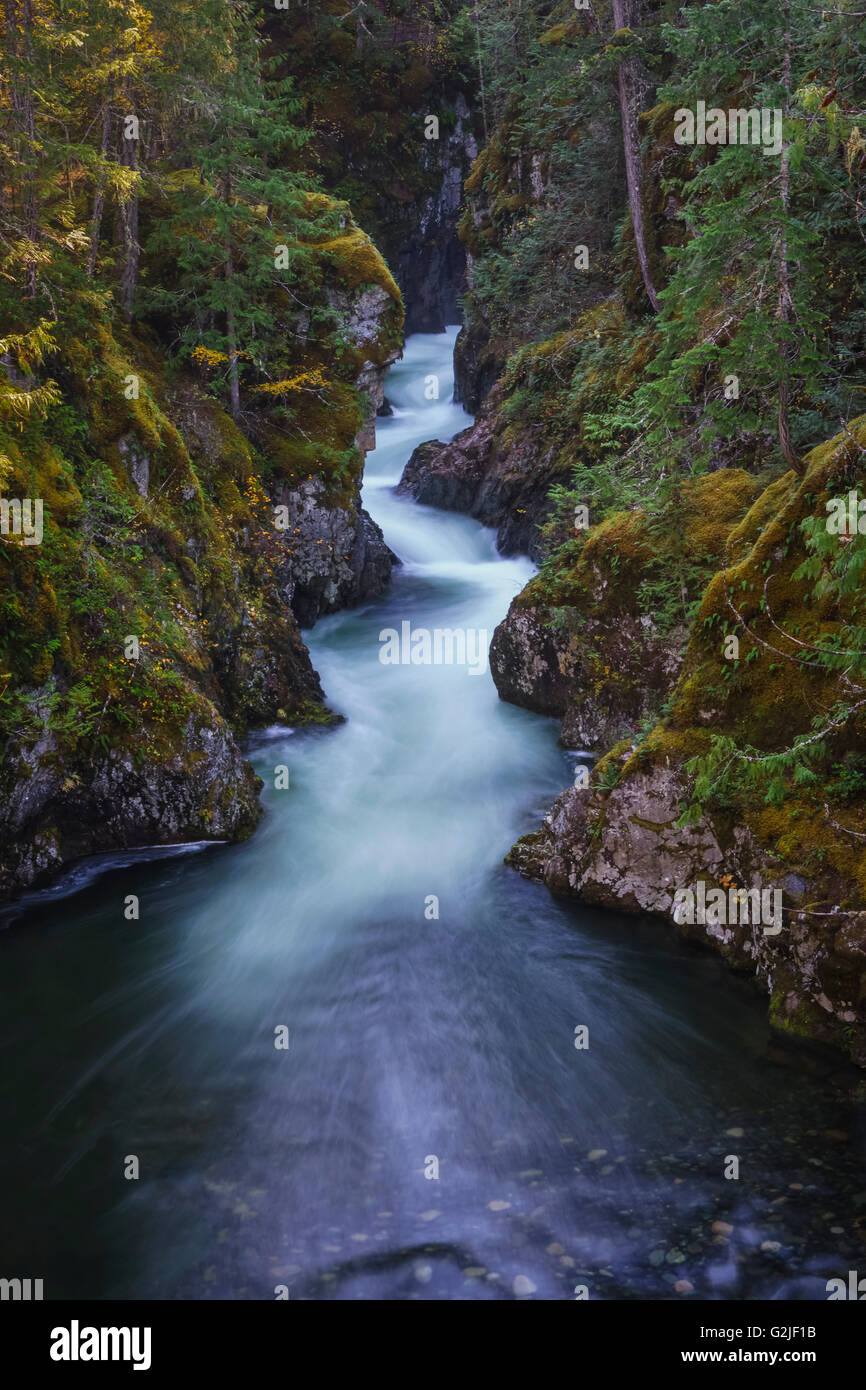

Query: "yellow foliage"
<box><xmin>190</xmin><ymin>347</ymin><xmax>229</xmax><ymax>369</ymax></box>
<box><xmin>253</xmin><ymin>369</ymin><xmax>327</xmax><ymax>396</ymax></box>
<box><xmin>0</xmin><ymin>320</ymin><xmax>60</xmax><ymax>425</ymax></box>
<box><xmin>0</xmin><ymin>319</ymin><xmax>57</xmax><ymax>371</ymax></box>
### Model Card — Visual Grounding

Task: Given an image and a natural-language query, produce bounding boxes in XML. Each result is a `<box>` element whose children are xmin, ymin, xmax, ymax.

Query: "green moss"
<box><xmin>769</xmin><ymin>988</ymin><xmax>828</xmax><ymax>1043</ymax></box>
<box><xmin>575</xmin><ymin>416</ymin><xmax>866</xmax><ymax>926</ymax></box>
<box><xmin>0</xmin><ymin>288</ymin><xmax>362</xmax><ymax>765</ymax></box>
<box><xmin>539</xmin><ymin>21</ymin><xmax>579</xmax><ymax>47</ymax></box>
<box><xmin>317</xmin><ymin>228</ymin><xmax>402</xmax><ymax>306</ymax></box>
<box><xmin>527</xmin><ymin>469</ymin><xmax>762</xmax><ymax>643</ymax></box>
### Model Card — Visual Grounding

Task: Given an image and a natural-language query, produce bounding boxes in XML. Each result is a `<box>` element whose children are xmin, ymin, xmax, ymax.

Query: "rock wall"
<box><xmin>500</xmin><ymin>431</ymin><xmax>866</xmax><ymax>1064</ymax></box>
<box><xmin>489</xmin><ymin>470</ymin><xmax>762</xmax><ymax>743</ymax></box>
<box><xmin>509</xmin><ymin>762</ymin><xmax>866</xmax><ymax>1068</ymax></box>
<box><xmin>397</xmin><ymin>92</ymin><xmax>477</xmax><ymax>334</ymax></box>
<box><xmin>0</xmin><ymin>238</ymin><xmax>402</xmax><ymax>906</ymax></box>
<box><xmin>270</xmin><ymin>477</ymin><xmax>396</xmax><ymax>629</ymax></box>
<box><xmin>396</xmin><ymin>385</ymin><xmax>565</xmax><ymax>561</ymax></box>
<box><xmin>269</xmin><ymin>11</ymin><xmax>481</xmax><ymax>339</ymax></box>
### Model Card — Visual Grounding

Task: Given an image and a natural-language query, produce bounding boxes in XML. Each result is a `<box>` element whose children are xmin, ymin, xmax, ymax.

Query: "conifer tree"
<box><xmin>145</xmin><ymin>0</ymin><xmax>325</xmax><ymax>417</ymax></box>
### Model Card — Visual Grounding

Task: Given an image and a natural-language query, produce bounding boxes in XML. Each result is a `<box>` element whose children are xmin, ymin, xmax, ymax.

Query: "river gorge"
<box><xmin>1</xmin><ymin>331</ymin><xmax>864</xmax><ymax>1302</ymax></box>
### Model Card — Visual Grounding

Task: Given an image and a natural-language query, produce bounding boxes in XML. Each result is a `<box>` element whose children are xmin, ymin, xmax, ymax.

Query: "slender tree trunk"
<box><xmin>225</xmin><ymin>236</ymin><xmax>241</xmax><ymax>420</ymax></box>
<box><xmin>2</xmin><ymin>0</ymin><xmax>22</xmax><ymax>219</ymax></box>
<box><xmin>354</xmin><ymin>0</ymin><xmax>366</xmax><ymax>53</ymax></box>
<box><xmin>11</xmin><ymin>0</ymin><xmax>38</xmax><ymax>296</ymax></box>
<box><xmin>221</xmin><ymin>174</ymin><xmax>241</xmax><ymax>420</ymax></box>
<box><xmin>3</xmin><ymin>0</ymin><xmax>21</xmax><ymax>108</ymax></box>
<box><xmin>612</xmin><ymin>0</ymin><xmax>659</xmax><ymax>311</ymax></box>
<box><xmin>776</xmin><ymin>0</ymin><xmax>802</xmax><ymax>474</ymax></box>
<box><xmin>87</xmin><ymin>97</ymin><xmax>112</xmax><ymax>279</ymax></box>
<box><xmin>119</xmin><ymin>96</ymin><xmax>139</xmax><ymax>317</ymax></box>
<box><xmin>473</xmin><ymin>3</ymin><xmax>489</xmax><ymax>143</ymax></box>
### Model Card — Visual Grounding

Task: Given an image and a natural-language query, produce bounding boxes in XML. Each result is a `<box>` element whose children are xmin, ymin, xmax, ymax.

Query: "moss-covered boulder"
<box><xmin>491</xmin><ymin>469</ymin><xmax>762</xmax><ymax>747</ymax></box>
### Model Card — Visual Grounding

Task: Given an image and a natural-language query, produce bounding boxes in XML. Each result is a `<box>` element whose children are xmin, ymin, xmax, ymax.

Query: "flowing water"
<box><xmin>1</xmin><ymin>329</ymin><xmax>864</xmax><ymax>1301</ymax></box>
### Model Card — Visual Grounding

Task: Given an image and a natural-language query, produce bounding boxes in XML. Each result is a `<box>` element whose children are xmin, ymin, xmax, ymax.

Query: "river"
<box><xmin>0</xmin><ymin>329</ymin><xmax>863</xmax><ymax>1301</ymax></box>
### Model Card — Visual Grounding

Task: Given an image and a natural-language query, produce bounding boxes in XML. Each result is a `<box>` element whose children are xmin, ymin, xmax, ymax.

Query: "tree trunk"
<box><xmin>225</xmin><ymin>238</ymin><xmax>241</xmax><ymax>421</ymax></box>
<box><xmin>776</xmin><ymin>0</ymin><xmax>802</xmax><ymax>475</ymax></box>
<box><xmin>221</xmin><ymin>175</ymin><xmax>241</xmax><ymax>420</ymax></box>
<box><xmin>87</xmin><ymin>98</ymin><xmax>112</xmax><ymax>279</ymax></box>
<box><xmin>2</xmin><ymin>0</ymin><xmax>21</xmax><ymax>218</ymax></box>
<box><xmin>473</xmin><ymin>3</ymin><xmax>489</xmax><ymax>143</ymax></box>
<box><xmin>8</xmin><ymin>0</ymin><xmax>39</xmax><ymax>296</ymax></box>
<box><xmin>612</xmin><ymin>0</ymin><xmax>659</xmax><ymax>312</ymax></box>
<box><xmin>119</xmin><ymin>98</ymin><xmax>139</xmax><ymax>317</ymax></box>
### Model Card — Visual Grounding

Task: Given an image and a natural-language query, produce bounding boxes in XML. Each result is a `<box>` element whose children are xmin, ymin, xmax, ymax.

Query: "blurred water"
<box><xmin>0</xmin><ymin>329</ymin><xmax>863</xmax><ymax>1301</ymax></box>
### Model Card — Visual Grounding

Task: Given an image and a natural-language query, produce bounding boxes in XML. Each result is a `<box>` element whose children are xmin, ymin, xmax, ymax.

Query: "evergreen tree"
<box><xmin>642</xmin><ymin>0</ymin><xmax>866</xmax><ymax>476</ymax></box>
<box><xmin>144</xmin><ymin>1</ymin><xmax>327</xmax><ymax>417</ymax></box>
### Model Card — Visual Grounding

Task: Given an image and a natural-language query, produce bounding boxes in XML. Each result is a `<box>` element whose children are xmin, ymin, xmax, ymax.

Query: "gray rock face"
<box><xmin>118</xmin><ymin>433</ymin><xmax>149</xmax><ymax>497</ymax></box>
<box><xmin>488</xmin><ymin>604</ymin><xmax>573</xmax><ymax>720</ymax></box>
<box><xmin>0</xmin><ymin>701</ymin><xmax>262</xmax><ymax>903</ymax></box>
<box><xmin>397</xmin><ymin>92</ymin><xmax>477</xmax><ymax>333</ymax></box>
<box><xmin>508</xmin><ymin>761</ymin><xmax>866</xmax><ymax>1065</ymax></box>
<box><xmin>397</xmin><ymin>433</ymin><xmax>488</xmax><ymax>515</ymax></box>
<box><xmin>270</xmin><ymin>283</ymin><xmax>401</xmax><ymax>625</ymax></box>
<box><xmin>396</xmin><ymin>389</ymin><xmax>562</xmax><ymax>561</ymax></box>
<box><xmin>453</xmin><ymin>315</ymin><xmax>503</xmax><ymax>415</ymax></box>
<box><xmin>518</xmin><ymin>766</ymin><xmax>731</xmax><ymax>911</ymax></box>
<box><xmin>490</xmin><ymin>599</ymin><xmax>686</xmax><ymax>751</ymax></box>
<box><xmin>272</xmin><ymin>477</ymin><xmax>397</xmax><ymax>629</ymax></box>
<box><xmin>329</xmin><ymin>282</ymin><xmax>395</xmax><ymax>359</ymax></box>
